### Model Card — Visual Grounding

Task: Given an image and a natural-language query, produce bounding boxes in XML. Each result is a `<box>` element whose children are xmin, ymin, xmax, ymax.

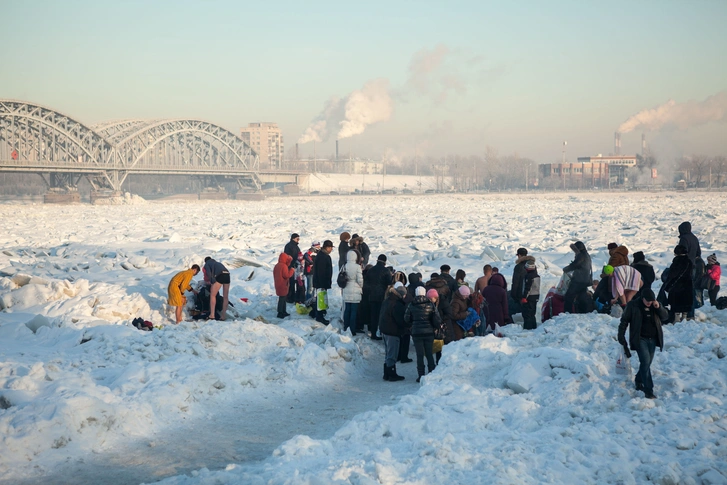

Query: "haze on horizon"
<box><xmin>1</xmin><ymin>0</ymin><xmax>725</xmax><ymax>164</ymax></box>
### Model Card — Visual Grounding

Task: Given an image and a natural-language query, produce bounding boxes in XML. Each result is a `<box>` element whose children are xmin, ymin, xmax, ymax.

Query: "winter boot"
<box><xmin>416</xmin><ymin>366</ymin><xmax>425</xmax><ymax>383</ymax></box>
<box><xmin>428</xmin><ymin>364</ymin><xmax>436</xmax><ymax>375</ymax></box>
<box><xmin>316</xmin><ymin>311</ymin><xmax>330</xmax><ymax>325</ymax></box>
<box><xmin>383</xmin><ymin>363</ymin><xmax>390</xmax><ymax>381</ymax></box>
<box><xmin>388</xmin><ymin>365</ymin><xmax>405</xmax><ymax>381</ymax></box>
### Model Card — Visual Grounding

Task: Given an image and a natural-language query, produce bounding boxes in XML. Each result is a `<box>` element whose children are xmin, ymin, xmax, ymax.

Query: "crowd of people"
<box><xmin>168</xmin><ymin>221</ymin><xmax>723</xmax><ymax>397</ymax></box>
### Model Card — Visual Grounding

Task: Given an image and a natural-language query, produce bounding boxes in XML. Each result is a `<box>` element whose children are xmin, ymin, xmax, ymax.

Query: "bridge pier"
<box><xmin>39</xmin><ymin>172</ymin><xmax>82</xmax><ymax>204</ymax></box>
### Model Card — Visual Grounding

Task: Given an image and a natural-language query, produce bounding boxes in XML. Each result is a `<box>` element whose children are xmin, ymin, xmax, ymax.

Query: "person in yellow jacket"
<box><xmin>168</xmin><ymin>264</ymin><xmax>201</xmax><ymax>323</ymax></box>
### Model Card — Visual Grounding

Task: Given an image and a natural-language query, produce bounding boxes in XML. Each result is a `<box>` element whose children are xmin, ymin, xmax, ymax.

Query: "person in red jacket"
<box><xmin>273</xmin><ymin>253</ymin><xmax>295</xmax><ymax>319</ymax></box>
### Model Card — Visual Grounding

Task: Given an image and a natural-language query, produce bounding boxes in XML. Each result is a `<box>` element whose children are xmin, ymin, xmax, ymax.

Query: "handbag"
<box><xmin>697</xmin><ymin>274</ymin><xmax>715</xmax><ymax>291</ymax></box>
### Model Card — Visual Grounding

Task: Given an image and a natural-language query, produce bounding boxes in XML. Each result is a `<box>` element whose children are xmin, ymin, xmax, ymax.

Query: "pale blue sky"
<box><xmin>1</xmin><ymin>0</ymin><xmax>725</xmax><ymax>162</ymax></box>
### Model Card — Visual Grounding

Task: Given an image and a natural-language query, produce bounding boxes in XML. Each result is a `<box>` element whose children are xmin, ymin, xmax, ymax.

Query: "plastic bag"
<box><xmin>615</xmin><ymin>347</ymin><xmax>632</xmax><ymax>376</ymax></box>
<box><xmin>555</xmin><ymin>272</ymin><xmax>573</xmax><ymax>296</ymax></box>
<box><xmin>295</xmin><ymin>303</ymin><xmax>311</xmax><ymax>315</ymax></box>
<box><xmin>316</xmin><ymin>289</ymin><xmax>329</xmax><ymax>311</ymax></box>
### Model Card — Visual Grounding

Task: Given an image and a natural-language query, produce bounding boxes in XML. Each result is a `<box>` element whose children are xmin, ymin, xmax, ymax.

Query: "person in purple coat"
<box><xmin>481</xmin><ymin>273</ymin><xmax>510</xmax><ymax>332</ymax></box>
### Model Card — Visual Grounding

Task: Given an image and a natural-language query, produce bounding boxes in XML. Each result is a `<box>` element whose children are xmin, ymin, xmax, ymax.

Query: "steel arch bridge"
<box><xmin>0</xmin><ymin>99</ymin><xmax>265</xmax><ymax>192</ymax></box>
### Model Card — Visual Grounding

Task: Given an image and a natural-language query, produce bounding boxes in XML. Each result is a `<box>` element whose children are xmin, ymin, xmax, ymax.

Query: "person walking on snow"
<box><xmin>341</xmin><ymin>249</ymin><xmax>364</xmax><ymax>334</ymax></box>
<box><xmin>203</xmin><ymin>257</ymin><xmax>230</xmax><ymax>321</ymax></box>
<box><xmin>618</xmin><ymin>288</ymin><xmax>667</xmax><ymax>399</ymax></box>
<box><xmin>311</xmin><ymin>240</ymin><xmax>334</xmax><ymax>325</ymax></box>
<box><xmin>273</xmin><ymin>253</ymin><xmax>295</xmax><ymax>319</ymax></box>
<box><xmin>167</xmin><ymin>264</ymin><xmax>200</xmax><ymax>323</ymax></box>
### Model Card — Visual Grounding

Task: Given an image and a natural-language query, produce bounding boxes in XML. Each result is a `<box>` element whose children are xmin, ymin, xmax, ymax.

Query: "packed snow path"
<box><xmin>9</xmin><ymin>328</ymin><xmax>419</xmax><ymax>485</ymax></box>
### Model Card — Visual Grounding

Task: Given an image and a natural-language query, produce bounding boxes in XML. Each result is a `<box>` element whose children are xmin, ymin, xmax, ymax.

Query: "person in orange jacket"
<box><xmin>167</xmin><ymin>264</ymin><xmax>200</xmax><ymax>324</ymax></box>
<box><xmin>274</xmin><ymin>253</ymin><xmax>295</xmax><ymax>318</ymax></box>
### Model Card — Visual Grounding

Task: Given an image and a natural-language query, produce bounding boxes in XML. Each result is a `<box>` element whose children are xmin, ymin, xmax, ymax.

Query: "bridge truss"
<box><xmin>0</xmin><ymin>100</ymin><xmax>263</xmax><ymax>193</ymax></box>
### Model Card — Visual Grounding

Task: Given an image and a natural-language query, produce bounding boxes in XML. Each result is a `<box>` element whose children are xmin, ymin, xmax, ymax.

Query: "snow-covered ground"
<box><xmin>0</xmin><ymin>192</ymin><xmax>725</xmax><ymax>485</ymax></box>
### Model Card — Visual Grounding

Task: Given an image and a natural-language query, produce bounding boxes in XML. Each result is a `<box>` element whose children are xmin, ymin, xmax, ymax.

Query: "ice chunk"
<box><xmin>24</xmin><ymin>315</ymin><xmax>52</xmax><ymax>333</ymax></box>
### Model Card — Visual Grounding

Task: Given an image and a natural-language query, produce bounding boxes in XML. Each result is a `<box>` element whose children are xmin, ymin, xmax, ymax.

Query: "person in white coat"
<box><xmin>342</xmin><ymin>250</ymin><xmax>364</xmax><ymax>335</ymax></box>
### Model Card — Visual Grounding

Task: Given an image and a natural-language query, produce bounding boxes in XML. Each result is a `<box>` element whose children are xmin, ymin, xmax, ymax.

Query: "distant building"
<box><xmin>539</xmin><ymin>155</ymin><xmax>638</xmax><ymax>188</ymax></box>
<box><xmin>240</xmin><ymin>122</ymin><xmax>284</xmax><ymax>169</ymax></box>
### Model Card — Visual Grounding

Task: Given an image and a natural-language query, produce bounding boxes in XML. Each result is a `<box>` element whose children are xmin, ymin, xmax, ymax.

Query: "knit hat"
<box><xmin>607</xmin><ymin>242</ymin><xmax>618</xmax><ymax>251</ymax></box>
<box><xmin>291</xmin><ymin>233</ymin><xmax>300</xmax><ymax>240</ymax></box>
<box><xmin>340</xmin><ymin>232</ymin><xmax>350</xmax><ymax>241</ymax></box>
<box><xmin>415</xmin><ymin>286</ymin><xmax>426</xmax><ymax>297</ymax></box>
<box><xmin>707</xmin><ymin>253</ymin><xmax>717</xmax><ymax>265</ymax></box>
<box><xmin>642</xmin><ymin>289</ymin><xmax>656</xmax><ymax>302</ymax></box>
<box><xmin>632</xmin><ymin>251</ymin><xmax>645</xmax><ymax>263</ymax></box>
<box><xmin>516</xmin><ymin>248</ymin><xmax>528</xmax><ymax>256</ymax></box>
<box><xmin>322</xmin><ymin>240</ymin><xmax>334</xmax><ymax>248</ymax></box>
<box><xmin>524</xmin><ymin>260</ymin><xmax>536</xmax><ymax>270</ymax></box>
<box><xmin>458</xmin><ymin>285</ymin><xmax>471</xmax><ymax>297</ymax></box>
<box><xmin>393</xmin><ymin>282</ymin><xmax>404</xmax><ymax>289</ymax></box>
<box><xmin>603</xmin><ymin>265</ymin><xmax>614</xmax><ymax>275</ymax></box>
<box><xmin>395</xmin><ymin>286</ymin><xmax>407</xmax><ymax>297</ymax></box>
<box><xmin>426</xmin><ymin>289</ymin><xmax>439</xmax><ymax>299</ymax></box>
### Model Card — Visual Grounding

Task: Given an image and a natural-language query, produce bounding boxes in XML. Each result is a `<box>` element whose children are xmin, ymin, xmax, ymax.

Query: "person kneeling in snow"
<box><xmin>167</xmin><ymin>264</ymin><xmax>200</xmax><ymax>324</ymax></box>
<box><xmin>617</xmin><ymin>289</ymin><xmax>667</xmax><ymax>399</ymax></box>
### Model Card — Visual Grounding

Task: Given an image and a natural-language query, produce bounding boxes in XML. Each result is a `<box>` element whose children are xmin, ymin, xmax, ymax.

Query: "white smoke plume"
<box><xmin>618</xmin><ymin>90</ymin><xmax>727</xmax><ymax>134</ymax></box>
<box><xmin>298</xmin><ymin>79</ymin><xmax>392</xmax><ymax>144</ymax></box>
<box><xmin>299</xmin><ymin>44</ymin><xmax>487</xmax><ymax>144</ymax></box>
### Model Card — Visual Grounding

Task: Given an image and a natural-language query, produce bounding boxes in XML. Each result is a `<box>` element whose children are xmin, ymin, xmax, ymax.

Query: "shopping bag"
<box><xmin>432</xmin><ymin>339</ymin><xmax>444</xmax><ymax>354</ymax></box>
<box><xmin>615</xmin><ymin>347</ymin><xmax>632</xmax><ymax>376</ymax></box>
<box><xmin>295</xmin><ymin>303</ymin><xmax>311</xmax><ymax>315</ymax></box>
<box><xmin>493</xmin><ymin>323</ymin><xmax>504</xmax><ymax>338</ymax></box>
<box><xmin>316</xmin><ymin>289</ymin><xmax>329</xmax><ymax>311</ymax></box>
<box><xmin>555</xmin><ymin>272</ymin><xmax>573</xmax><ymax>296</ymax></box>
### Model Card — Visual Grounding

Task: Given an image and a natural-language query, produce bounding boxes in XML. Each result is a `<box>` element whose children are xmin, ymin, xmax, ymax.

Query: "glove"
<box><xmin>623</xmin><ymin>346</ymin><xmax>632</xmax><ymax>359</ymax></box>
<box><xmin>521</xmin><ymin>298</ymin><xmax>528</xmax><ymax>304</ymax></box>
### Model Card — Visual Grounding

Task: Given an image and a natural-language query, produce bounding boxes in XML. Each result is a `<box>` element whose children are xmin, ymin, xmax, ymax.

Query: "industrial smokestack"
<box><xmin>614</xmin><ymin>132</ymin><xmax>621</xmax><ymax>155</ymax></box>
<box><xmin>641</xmin><ymin>133</ymin><xmax>646</xmax><ymax>157</ymax></box>
<box><xmin>336</xmin><ymin>140</ymin><xmax>339</xmax><ymax>161</ymax></box>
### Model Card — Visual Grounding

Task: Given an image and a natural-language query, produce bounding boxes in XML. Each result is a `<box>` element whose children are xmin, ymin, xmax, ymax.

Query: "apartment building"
<box><xmin>240</xmin><ymin>122</ymin><xmax>284</xmax><ymax>168</ymax></box>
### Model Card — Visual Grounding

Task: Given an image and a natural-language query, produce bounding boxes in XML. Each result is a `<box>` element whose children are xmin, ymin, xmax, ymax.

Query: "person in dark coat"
<box><xmin>439</xmin><ymin>265</ymin><xmax>458</xmax><ymax>300</ymax></box>
<box><xmin>338</xmin><ymin>232</ymin><xmax>350</xmax><ymax>269</ymax></box>
<box><xmin>399</xmin><ymin>272</ymin><xmax>423</xmax><ymax>363</ymax></box>
<box><xmin>677</xmin><ymin>221</ymin><xmax>701</xmax><ymax>318</ymax></box>
<box><xmin>563</xmin><ymin>241</ymin><xmax>593</xmax><ymax>314</ymax></box>
<box><xmin>363</xmin><ymin>254</ymin><xmax>393</xmax><ymax>340</ymax></box>
<box><xmin>425</xmin><ymin>274</ymin><xmax>454</xmax><ymax>343</ymax></box>
<box><xmin>351</xmin><ymin>234</ymin><xmax>371</xmax><ymax>266</ymax></box>
<box><xmin>284</xmin><ymin>234</ymin><xmax>301</xmax><ymax>303</ymax></box>
<box><xmin>481</xmin><ymin>273</ymin><xmax>510</xmax><ymax>332</ymax></box>
<box><xmin>510</xmin><ymin>248</ymin><xmax>534</xmax><ymax>316</ymax></box>
<box><xmin>664</xmin><ymin>244</ymin><xmax>694</xmax><ymax>322</ymax></box>
<box><xmin>631</xmin><ymin>251</ymin><xmax>655</xmax><ymax>293</ymax></box>
<box><xmin>380</xmin><ymin>285</ymin><xmax>408</xmax><ymax>381</ymax></box>
<box><xmin>450</xmin><ymin>285</ymin><xmax>471</xmax><ymax>341</ymax></box>
<box><xmin>404</xmin><ymin>287</ymin><xmax>442</xmax><ymax>382</ymax></box>
<box><xmin>618</xmin><ymin>289</ymin><xmax>667</xmax><ymax>399</ymax></box>
<box><xmin>357</xmin><ymin>264</ymin><xmax>373</xmax><ymax>333</ymax></box>
<box><xmin>311</xmin><ymin>240</ymin><xmax>334</xmax><ymax>325</ymax></box>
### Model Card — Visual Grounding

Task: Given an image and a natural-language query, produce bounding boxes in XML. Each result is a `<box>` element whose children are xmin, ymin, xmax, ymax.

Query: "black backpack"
<box><xmin>716</xmin><ymin>296</ymin><xmax>727</xmax><ymax>310</ymax></box>
<box><xmin>337</xmin><ymin>267</ymin><xmax>348</xmax><ymax>288</ymax></box>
